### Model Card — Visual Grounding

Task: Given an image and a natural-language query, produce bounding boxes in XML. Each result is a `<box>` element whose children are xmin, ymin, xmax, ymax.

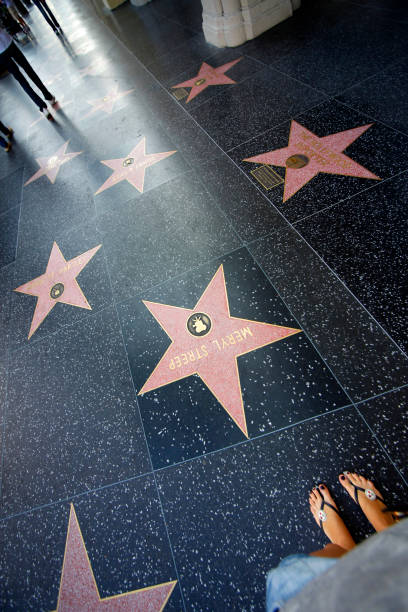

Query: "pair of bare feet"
<box><xmin>309</xmin><ymin>472</ymin><xmax>396</xmax><ymax>558</ymax></box>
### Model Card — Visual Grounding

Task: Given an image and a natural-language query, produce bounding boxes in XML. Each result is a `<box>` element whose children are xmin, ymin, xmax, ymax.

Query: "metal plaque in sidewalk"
<box><xmin>250</xmin><ymin>165</ymin><xmax>284</xmax><ymax>190</ymax></box>
<box><xmin>172</xmin><ymin>87</ymin><xmax>188</xmax><ymax>101</ymax></box>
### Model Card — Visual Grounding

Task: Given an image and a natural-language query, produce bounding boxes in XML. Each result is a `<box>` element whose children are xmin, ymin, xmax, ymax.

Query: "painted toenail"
<box><xmin>319</xmin><ymin>485</ymin><xmax>325</xmax><ymax>490</ymax></box>
<box><xmin>340</xmin><ymin>475</ymin><xmax>345</xmax><ymax>480</ymax></box>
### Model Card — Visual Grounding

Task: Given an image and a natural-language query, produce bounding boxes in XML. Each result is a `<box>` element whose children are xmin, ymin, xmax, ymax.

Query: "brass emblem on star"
<box><xmin>47</xmin><ymin>155</ymin><xmax>59</xmax><ymax>169</ymax></box>
<box><xmin>195</xmin><ymin>78</ymin><xmax>206</xmax><ymax>86</ymax></box>
<box><xmin>50</xmin><ymin>282</ymin><xmax>65</xmax><ymax>299</ymax></box>
<box><xmin>187</xmin><ymin>312</ymin><xmax>212</xmax><ymax>337</ymax></box>
<box><xmin>122</xmin><ymin>157</ymin><xmax>134</xmax><ymax>167</ymax></box>
<box><xmin>286</xmin><ymin>154</ymin><xmax>309</xmax><ymax>169</ymax></box>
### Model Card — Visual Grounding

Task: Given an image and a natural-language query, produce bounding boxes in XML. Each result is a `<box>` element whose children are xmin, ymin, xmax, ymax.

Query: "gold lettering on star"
<box><xmin>139</xmin><ymin>265</ymin><xmax>301</xmax><ymax>436</ymax></box>
<box><xmin>169</xmin><ymin>327</ymin><xmax>254</xmax><ymax>370</ymax></box>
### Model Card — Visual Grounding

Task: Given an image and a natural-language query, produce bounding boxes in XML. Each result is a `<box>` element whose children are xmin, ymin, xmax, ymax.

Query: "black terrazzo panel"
<box><xmin>119</xmin><ymin>247</ymin><xmax>348</xmax><ymax>468</ymax></box>
<box><xmin>358</xmin><ymin>387</ymin><xmax>408</xmax><ymax>480</ymax></box>
<box><xmin>249</xmin><ymin>230</ymin><xmax>408</xmax><ymax>401</ymax></box>
<box><xmin>2</xmin><ymin>308</ymin><xmax>150</xmax><ymax>516</ymax></box>
<box><xmin>295</xmin><ymin>172</ymin><xmax>408</xmax><ymax>353</ymax></box>
<box><xmin>0</xmin><ymin>477</ymin><xmax>182</xmax><ymax>610</ymax></box>
<box><xmin>157</xmin><ymin>408</ymin><xmax>407</xmax><ymax>611</ymax></box>
<box><xmin>96</xmin><ymin>172</ymin><xmax>240</xmax><ymax>302</ymax></box>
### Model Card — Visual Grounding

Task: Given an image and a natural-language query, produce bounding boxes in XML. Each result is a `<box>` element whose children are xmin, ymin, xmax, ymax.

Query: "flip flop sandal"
<box><xmin>343</xmin><ymin>472</ymin><xmax>385</xmax><ymax>506</ymax></box>
<box><xmin>315</xmin><ymin>487</ymin><xmax>341</xmax><ymax>529</ymax></box>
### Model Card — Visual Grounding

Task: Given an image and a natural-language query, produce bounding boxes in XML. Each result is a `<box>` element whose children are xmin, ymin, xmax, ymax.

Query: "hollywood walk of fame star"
<box><xmin>139</xmin><ymin>265</ymin><xmax>301</xmax><ymax>437</ymax></box>
<box><xmin>14</xmin><ymin>242</ymin><xmax>101</xmax><ymax>339</ymax></box>
<box><xmin>244</xmin><ymin>121</ymin><xmax>381</xmax><ymax>202</ymax></box>
<box><xmin>94</xmin><ymin>137</ymin><xmax>177</xmax><ymax>195</ymax></box>
<box><xmin>52</xmin><ymin>504</ymin><xmax>176</xmax><ymax>611</ymax></box>
<box><xmin>24</xmin><ymin>142</ymin><xmax>82</xmax><ymax>186</ymax></box>
<box><xmin>84</xmin><ymin>84</ymin><xmax>135</xmax><ymax>117</ymax></box>
<box><xmin>172</xmin><ymin>57</ymin><xmax>242</xmax><ymax>103</ymax></box>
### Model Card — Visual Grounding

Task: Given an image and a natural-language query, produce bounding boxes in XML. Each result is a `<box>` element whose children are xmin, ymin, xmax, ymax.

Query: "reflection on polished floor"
<box><xmin>0</xmin><ymin>0</ymin><xmax>407</xmax><ymax>609</ymax></box>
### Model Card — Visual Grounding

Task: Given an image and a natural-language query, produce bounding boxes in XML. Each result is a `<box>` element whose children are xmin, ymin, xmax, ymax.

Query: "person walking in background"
<box><xmin>2</xmin><ymin>0</ymin><xmax>31</xmax><ymax>35</ymax></box>
<box><xmin>31</xmin><ymin>0</ymin><xmax>61</xmax><ymax>34</ymax></box>
<box><xmin>0</xmin><ymin>26</ymin><xmax>57</xmax><ymax>118</ymax></box>
<box><xmin>0</xmin><ymin>120</ymin><xmax>13</xmax><ymax>151</ymax></box>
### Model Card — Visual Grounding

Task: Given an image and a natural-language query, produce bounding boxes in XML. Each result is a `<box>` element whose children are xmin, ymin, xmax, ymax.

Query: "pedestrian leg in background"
<box><xmin>6</xmin><ymin>42</ymin><xmax>53</xmax><ymax>99</ymax></box>
<box><xmin>0</xmin><ymin>42</ymin><xmax>57</xmax><ymax>117</ymax></box>
<box><xmin>0</xmin><ymin>120</ymin><xmax>13</xmax><ymax>151</ymax></box>
<box><xmin>6</xmin><ymin>2</ymin><xmax>32</xmax><ymax>36</ymax></box>
<box><xmin>31</xmin><ymin>0</ymin><xmax>61</xmax><ymax>33</ymax></box>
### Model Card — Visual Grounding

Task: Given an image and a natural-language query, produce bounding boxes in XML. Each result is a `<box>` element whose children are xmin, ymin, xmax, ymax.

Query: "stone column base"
<box><xmin>129</xmin><ymin>0</ymin><xmax>152</xmax><ymax>6</ymax></box>
<box><xmin>102</xmin><ymin>0</ymin><xmax>127</xmax><ymax>9</ymax></box>
<box><xmin>202</xmin><ymin>0</ymin><xmax>301</xmax><ymax>47</ymax></box>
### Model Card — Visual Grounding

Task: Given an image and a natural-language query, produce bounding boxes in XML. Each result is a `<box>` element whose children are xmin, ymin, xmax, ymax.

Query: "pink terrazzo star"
<box><xmin>172</xmin><ymin>57</ymin><xmax>242</xmax><ymax>103</ymax></box>
<box><xmin>14</xmin><ymin>242</ymin><xmax>101</xmax><ymax>339</ymax></box>
<box><xmin>244</xmin><ymin>121</ymin><xmax>380</xmax><ymax>201</ymax></box>
<box><xmin>52</xmin><ymin>504</ymin><xmax>176</xmax><ymax>611</ymax></box>
<box><xmin>139</xmin><ymin>265</ymin><xmax>301</xmax><ymax>437</ymax></box>
<box><xmin>24</xmin><ymin>141</ymin><xmax>82</xmax><ymax>186</ymax></box>
<box><xmin>95</xmin><ymin>137</ymin><xmax>177</xmax><ymax>195</ymax></box>
<box><xmin>85</xmin><ymin>84</ymin><xmax>135</xmax><ymax>117</ymax></box>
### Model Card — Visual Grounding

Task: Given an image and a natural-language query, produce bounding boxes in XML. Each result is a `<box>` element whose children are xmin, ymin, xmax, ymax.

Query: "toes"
<box><xmin>339</xmin><ymin>472</ymin><xmax>353</xmax><ymax>489</ymax></box>
<box><xmin>317</xmin><ymin>483</ymin><xmax>337</xmax><ymax>508</ymax></box>
<box><xmin>348</xmin><ymin>472</ymin><xmax>360</xmax><ymax>486</ymax></box>
<box><xmin>309</xmin><ymin>488</ymin><xmax>319</xmax><ymax>506</ymax></box>
<box><xmin>309</xmin><ymin>489</ymin><xmax>321</xmax><ymax>525</ymax></box>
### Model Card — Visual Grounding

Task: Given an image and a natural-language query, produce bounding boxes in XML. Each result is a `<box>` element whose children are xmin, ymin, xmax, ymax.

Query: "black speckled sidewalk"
<box><xmin>0</xmin><ymin>0</ymin><xmax>407</xmax><ymax>609</ymax></box>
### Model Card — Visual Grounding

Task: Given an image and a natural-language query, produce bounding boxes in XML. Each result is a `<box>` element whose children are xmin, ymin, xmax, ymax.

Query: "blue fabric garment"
<box><xmin>0</xmin><ymin>26</ymin><xmax>12</xmax><ymax>53</ymax></box>
<box><xmin>266</xmin><ymin>554</ymin><xmax>338</xmax><ymax>612</ymax></box>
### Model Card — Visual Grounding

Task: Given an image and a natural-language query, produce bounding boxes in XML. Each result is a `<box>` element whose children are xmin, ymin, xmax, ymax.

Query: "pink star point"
<box><xmin>244</xmin><ymin>120</ymin><xmax>381</xmax><ymax>202</ymax></box>
<box><xmin>95</xmin><ymin>137</ymin><xmax>177</xmax><ymax>196</ymax></box>
<box><xmin>14</xmin><ymin>242</ymin><xmax>101</xmax><ymax>339</ymax></box>
<box><xmin>85</xmin><ymin>84</ymin><xmax>135</xmax><ymax>117</ymax></box>
<box><xmin>53</xmin><ymin>504</ymin><xmax>176</xmax><ymax>611</ymax></box>
<box><xmin>172</xmin><ymin>57</ymin><xmax>242</xmax><ymax>103</ymax></box>
<box><xmin>139</xmin><ymin>265</ymin><xmax>301</xmax><ymax>437</ymax></box>
<box><xmin>24</xmin><ymin>141</ymin><xmax>82</xmax><ymax>186</ymax></box>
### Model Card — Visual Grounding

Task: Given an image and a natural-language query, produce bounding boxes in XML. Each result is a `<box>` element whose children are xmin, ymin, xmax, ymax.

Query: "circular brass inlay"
<box><xmin>195</xmin><ymin>78</ymin><xmax>206</xmax><ymax>86</ymax></box>
<box><xmin>50</xmin><ymin>282</ymin><xmax>64</xmax><ymax>299</ymax></box>
<box><xmin>47</xmin><ymin>155</ymin><xmax>59</xmax><ymax>169</ymax></box>
<box><xmin>122</xmin><ymin>157</ymin><xmax>134</xmax><ymax>167</ymax></box>
<box><xmin>187</xmin><ymin>312</ymin><xmax>212</xmax><ymax>337</ymax></box>
<box><xmin>285</xmin><ymin>154</ymin><xmax>309</xmax><ymax>169</ymax></box>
